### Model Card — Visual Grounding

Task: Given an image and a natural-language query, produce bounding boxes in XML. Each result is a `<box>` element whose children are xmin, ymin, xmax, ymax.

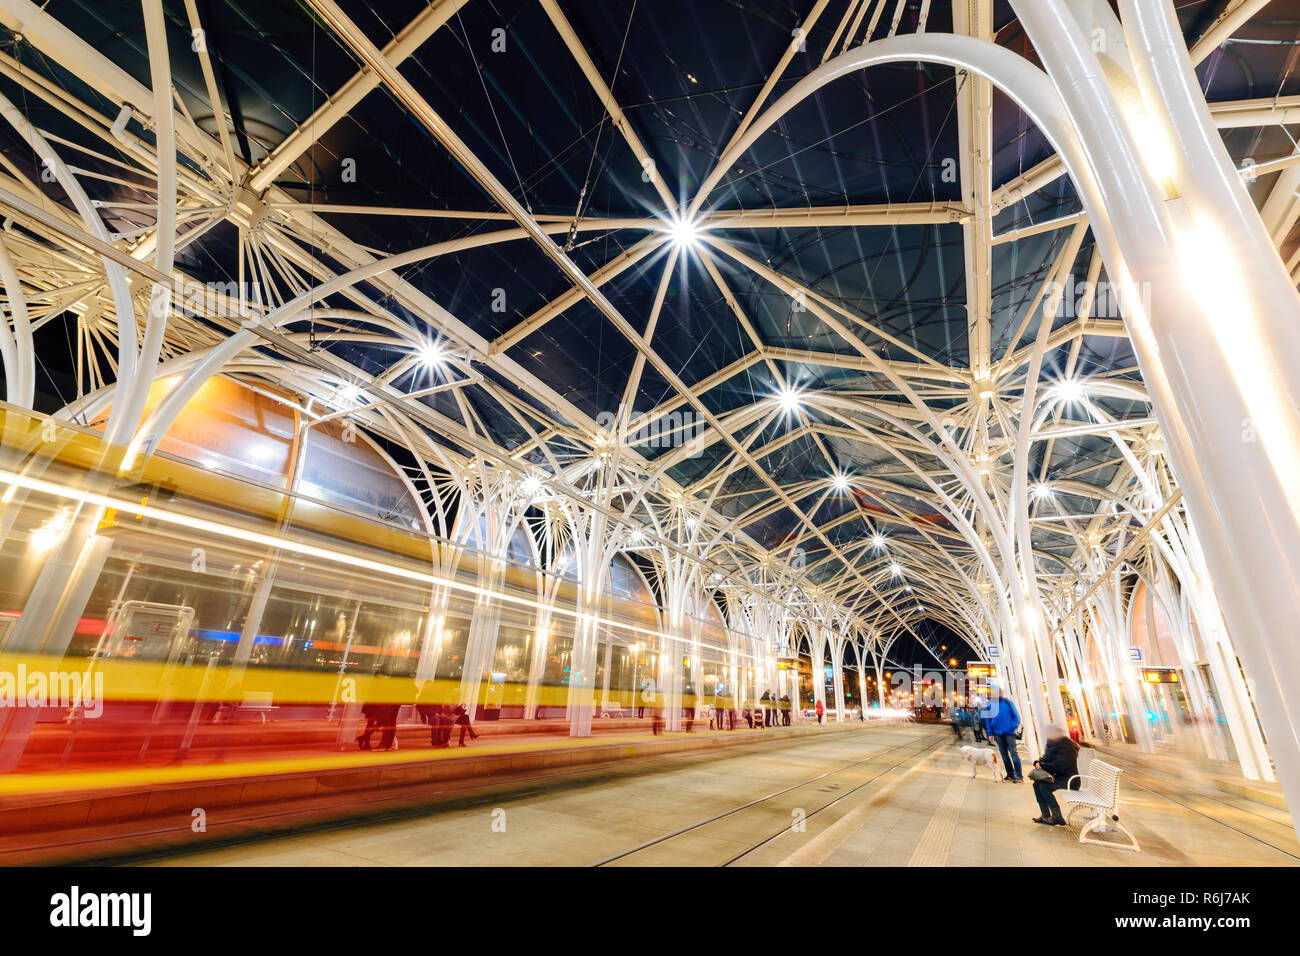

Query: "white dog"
<box><xmin>959</xmin><ymin>745</ymin><xmax>1001</xmax><ymax>780</ymax></box>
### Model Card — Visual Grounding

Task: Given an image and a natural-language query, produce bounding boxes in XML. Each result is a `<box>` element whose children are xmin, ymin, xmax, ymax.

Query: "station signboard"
<box><xmin>1141</xmin><ymin>668</ymin><xmax>1179</xmax><ymax>684</ymax></box>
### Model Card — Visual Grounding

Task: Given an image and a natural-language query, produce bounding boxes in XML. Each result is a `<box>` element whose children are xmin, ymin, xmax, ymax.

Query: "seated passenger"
<box><xmin>436</xmin><ymin>705</ymin><xmax>454</xmax><ymax>747</ymax></box>
<box><xmin>453</xmin><ymin>704</ymin><xmax>479</xmax><ymax>747</ymax></box>
<box><xmin>1030</xmin><ymin>723</ymin><xmax>1081</xmax><ymax>826</ymax></box>
<box><xmin>415</xmin><ymin>680</ymin><xmax>440</xmax><ymax>746</ymax></box>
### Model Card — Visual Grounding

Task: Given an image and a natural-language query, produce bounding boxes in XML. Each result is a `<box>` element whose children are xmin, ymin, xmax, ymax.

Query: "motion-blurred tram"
<box><xmin>0</xmin><ymin>378</ymin><xmax>775</xmax><ymax>771</ymax></box>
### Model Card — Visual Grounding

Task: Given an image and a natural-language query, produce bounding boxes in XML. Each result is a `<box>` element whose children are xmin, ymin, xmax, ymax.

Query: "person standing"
<box><xmin>970</xmin><ymin>695</ymin><xmax>987</xmax><ymax>742</ymax></box>
<box><xmin>356</xmin><ymin>700</ymin><xmax>380</xmax><ymax>750</ymax></box>
<box><xmin>815</xmin><ymin>698</ymin><xmax>825</xmax><ymax>724</ymax></box>
<box><xmin>375</xmin><ymin>699</ymin><xmax>400</xmax><ymax>751</ymax></box>
<box><xmin>781</xmin><ymin>694</ymin><xmax>792</xmax><ymax>726</ymax></box>
<box><xmin>1030</xmin><ymin>724</ymin><xmax>1081</xmax><ymax>825</ymax></box>
<box><xmin>982</xmin><ymin>687</ymin><xmax>1023</xmax><ymax>782</ymax></box>
<box><xmin>949</xmin><ymin>703</ymin><xmax>966</xmax><ymax>742</ymax></box>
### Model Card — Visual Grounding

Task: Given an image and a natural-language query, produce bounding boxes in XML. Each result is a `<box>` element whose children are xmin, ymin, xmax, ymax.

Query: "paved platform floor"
<box><xmin>149</xmin><ymin>723</ymin><xmax>1298</xmax><ymax>866</ymax></box>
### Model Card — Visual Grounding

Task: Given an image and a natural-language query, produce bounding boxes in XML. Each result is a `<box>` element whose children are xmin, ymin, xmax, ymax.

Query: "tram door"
<box><xmin>1059</xmin><ymin>688</ymin><xmax>1082</xmax><ymax>742</ymax></box>
<box><xmin>476</xmin><ymin>670</ymin><xmax>506</xmax><ymax>720</ymax></box>
<box><xmin>797</xmin><ymin>655</ymin><xmax>814</xmax><ymax>712</ymax></box>
<box><xmin>103</xmin><ymin>602</ymin><xmax>195</xmax><ymax>665</ymax></box>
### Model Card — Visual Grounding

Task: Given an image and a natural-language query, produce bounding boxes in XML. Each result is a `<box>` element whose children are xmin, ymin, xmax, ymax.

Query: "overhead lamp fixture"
<box><xmin>889</xmin><ymin>561</ymin><xmax>903</xmax><ymax>577</ymax></box>
<box><xmin>1031</xmin><ymin>482</ymin><xmax>1054</xmax><ymax>500</ymax></box>
<box><xmin>871</xmin><ymin>533</ymin><xmax>887</xmax><ymax>550</ymax></box>
<box><xmin>667</xmin><ymin>214</ymin><xmax>702</xmax><ymax>250</ymax></box>
<box><xmin>519</xmin><ymin>474</ymin><xmax>542</xmax><ymax>498</ymax></box>
<box><xmin>417</xmin><ymin>340</ymin><xmax>446</xmax><ymax>367</ymax></box>
<box><xmin>336</xmin><ymin>383</ymin><xmax>362</xmax><ymax>407</ymax></box>
<box><xmin>832</xmin><ymin>472</ymin><xmax>850</xmax><ymax>492</ymax></box>
<box><xmin>1054</xmin><ymin>378</ymin><xmax>1087</xmax><ymax>403</ymax></box>
<box><xmin>776</xmin><ymin>385</ymin><xmax>803</xmax><ymax>414</ymax></box>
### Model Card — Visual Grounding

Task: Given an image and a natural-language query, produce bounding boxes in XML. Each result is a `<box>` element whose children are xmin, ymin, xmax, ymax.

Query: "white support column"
<box><xmin>830</xmin><ymin>633</ymin><xmax>847</xmax><ymax>722</ymax></box>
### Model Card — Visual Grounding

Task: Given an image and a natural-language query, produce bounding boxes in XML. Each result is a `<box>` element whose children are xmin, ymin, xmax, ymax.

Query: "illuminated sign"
<box><xmin>98</xmin><ymin>481</ymin><xmax>177</xmax><ymax>533</ymax></box>
<box><xmin>967</xmin><ymin>664</ymin><xmax>997</xmax><ymax>679</ymax></box>
<box><xmin>1142</xmin><ymin>668</ymin><xmax>1179</xmax><ymax>684</ymax></box>
<box><xmin>776</xmin><ymin>657</ymin><xmax>798</xmax><ymax>671</ymax></box>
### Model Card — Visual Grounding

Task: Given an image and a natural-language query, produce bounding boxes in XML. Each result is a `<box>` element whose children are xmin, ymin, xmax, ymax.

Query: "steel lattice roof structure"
<box><xmin>0</xmin><ymin>0</ymin><xmax>1298</xmax><ymax>678</ymax></box>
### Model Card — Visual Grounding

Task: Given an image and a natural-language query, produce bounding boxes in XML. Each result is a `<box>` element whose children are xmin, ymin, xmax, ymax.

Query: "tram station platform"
<box><xmin>0</xmin><ymin>713</ymin><xmax>861</xmax><ymax>865</ymax></box>
<box><xmin>16</xmin><ymin>721</ymin><xmax>1292</xmax><ymax>867</ymax></box>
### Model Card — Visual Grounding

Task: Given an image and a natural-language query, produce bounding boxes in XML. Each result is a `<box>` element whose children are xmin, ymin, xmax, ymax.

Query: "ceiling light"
<box><xmin>889</xmin><ymin>562</ymin><xmax>903</xmax><ymax>577</ymax></box>
<box><xmin>776</xmin><ymin>386</ymin><xmax>803</xmax><ymax>414</ymax></box>
<box><xmin>1054</xmin><ymin>378</ymin><xmax>1086</xmax><ymax>403</ymax></box>
<box><xmin>832</xmin><ymin>472</ymin><xmax>850</xmax><ymax>492</ymax></box>
<box><xmin>1031</xmin><ymin>482</ymin><xmax>1054</xmax><ymax>500</ymax></box>
<box><xmin>417</xmin><ymin>340</ymin><xmax>446</xmax><ymax>367</ymax></box>
<box><xmin>871</xmin><ymin>533</ymin><xmax>887</xmax><ymax>550</ymax></box>
<box><xmin>667</xmin><ymin>215</ymin><xmax>701</xmax><ymax>250</ymax></box>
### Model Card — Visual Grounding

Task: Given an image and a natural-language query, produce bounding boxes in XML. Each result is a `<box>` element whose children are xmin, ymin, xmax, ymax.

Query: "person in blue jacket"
<box><xmin>982</xmin><ymin>686</ymin><xmax>1024</xmax><ymax>782</ymax></box>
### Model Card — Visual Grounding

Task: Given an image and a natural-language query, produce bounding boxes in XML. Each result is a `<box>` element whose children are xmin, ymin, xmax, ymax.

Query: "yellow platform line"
<box><xmin>0</xmin><ymin>730</ymin><xmax>689</xmax><ymax>799</ymax></box>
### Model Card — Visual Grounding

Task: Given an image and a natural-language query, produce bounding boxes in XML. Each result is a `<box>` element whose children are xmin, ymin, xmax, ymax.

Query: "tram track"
<box><xmin>103</xmin><ymin>722</ymin><xmax>910</xmax><ymax>866</ymax></box>
<box><xmin>589</xmin><ymin>730</ymin><xmax>946</xmax><ymax>867</ymax></box>
<box><xmin>1122</xmin><ymin>774</ymin><xmax>1300</xmax><ymax>862</ymax></box>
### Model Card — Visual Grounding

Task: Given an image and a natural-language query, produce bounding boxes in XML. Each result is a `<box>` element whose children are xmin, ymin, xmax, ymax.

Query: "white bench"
<box><xmin>1061</xmin><ymin>758</ymin><xmax>1141</xmax><ymax>852</ymax></box>
<box><xmin>600</xmin><ymin>702</ymin><xmax>625</xmax><ymax>718</ymax></box>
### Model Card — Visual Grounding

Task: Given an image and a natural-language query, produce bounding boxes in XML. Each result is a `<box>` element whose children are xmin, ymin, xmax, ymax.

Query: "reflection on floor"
<box><xmin>150</xmin><ymin>722</ymin><xmax>1298</xmax><ymax>867</ymax></box>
